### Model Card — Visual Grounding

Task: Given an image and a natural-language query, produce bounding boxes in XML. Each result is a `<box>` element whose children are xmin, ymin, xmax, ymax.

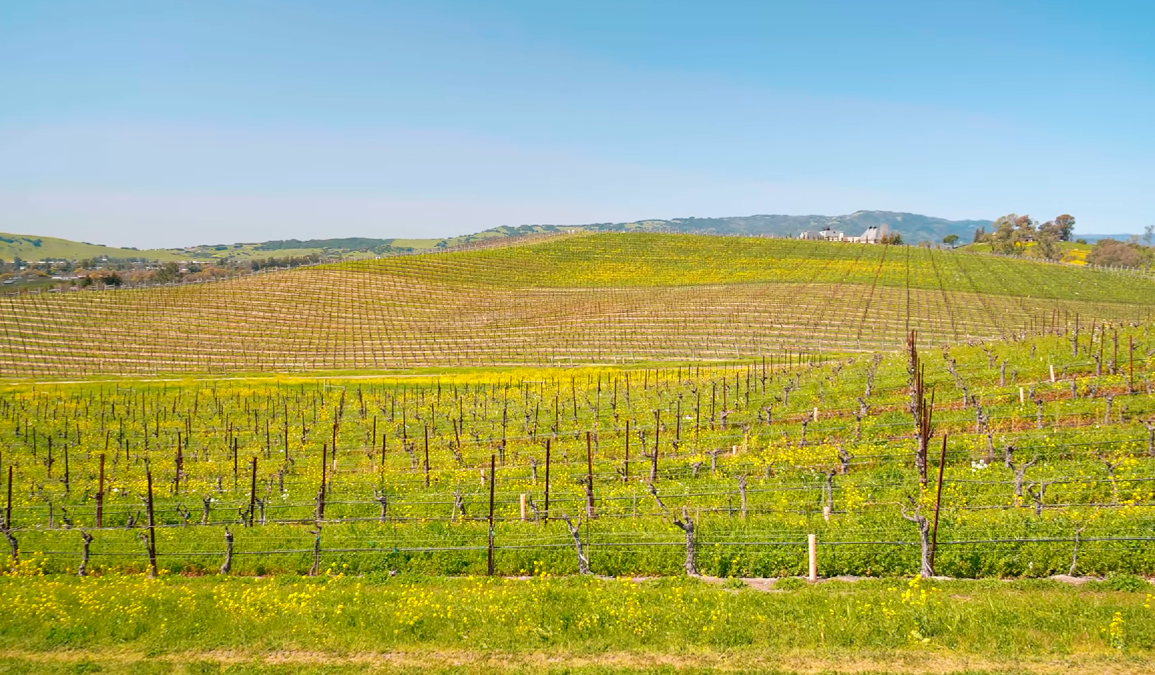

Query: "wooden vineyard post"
<box><xmin>423</xmin><ymin>425</ymin><xmax>430</xmax><ymax>488</ymax></box>
<box><xmin>1130</xmin><ymin>336</ymin><xmax>1135</xmax><ymax>392</ymax></box>
<box><xmin>651</xmin><ymin>409</ymin><xmax>660</xmax><ymax>483</ymax></box>
<box><xmin>624</xmin><ymin>420</ymin><xmax>630</xmax><ymax>482</ymax></box>
<box><xmin>585</xmin><ymin>432</ymin><xmax>595</xmax><ymax>519</ymax></box>
<box><xmin>695</xmin><ymin>390</ymin><xmax>701</xmax><ymax>440</ymax></box>
<box><xmin>317</xmin><ymin>443</ymin><xmax>327</xmax><ymax>521</ymax></box>
<box><xmin>174</xmin><ymin>432</ymin><xmax>183</xmax><ymax>496</ymax></box>
<box><xmin>710</xmin><ymin>385</ymin><xmax>716</xmax><ymax>430</ymax></box>
<box><xmin>145</xmin><ymin>465</ymin><xmax>158</xmax><ymax>578</ymax></box>
<box><xmin>385</xmin><ymin>427</ymin><xmax>395</xmax><ymax>473</ymax></box>
<box><xmin>520</xmin><ymin>493</ymin><xmax>527</xmax><ymax>521</ymax></box>
<box><xmin>930</xmin><ymin>434</ymin><xmax>948</xmax><ymax>570</ymax></box>
<box><xmin>1114</xmin><ymin>329</ymin><xmax>1119</xmax><ymax>376</ymax></box>
<box><xmin>543</xmin><ymin>438</ymin><xmax>551</xmax><ymax>524</ymax></box>
<box><xmin>487</xmin><ymin>454</ymin><xmax>496</xmax><ymax>576</ymax></box>
<box><xmin>248</xmin><ymin>457</ymin><xmax>257</xmax><ymax>528</ymax></box>
<box><xmin>95</xmin><ymin>454</ymin><xmax>105</xmax><ymax>528</ymax></box>
<box><xmin>4</xmin><ymin>466</ymin><xmax>11</xmax><ymax>529</ymax></box>
<box><xmin>1</xmin><ymin>465</ymin><xmax>14</xmax><ymax>562</ymax></box>
<box><xmin>807</xmin><ymin>533</ymin><xmax>817</xmax><ymax>582</ymax></box>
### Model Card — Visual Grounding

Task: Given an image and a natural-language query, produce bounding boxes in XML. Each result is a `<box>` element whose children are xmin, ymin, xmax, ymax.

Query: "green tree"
<box><xmin>1034</xmin><ymin>217</ymin><xmax>1069</xmax><ymax>262</ymax></box>
<box><xmin>942</xmin><ymin>234</ymin><xmax>960</xmax><ymax>248</ymax></box>
<box><xmin>989</xmin><ymin>216</ymin><xmax>1012</xmax><ymax>253</ymax></box>
<box><xmin>1034</xmin><ymin>232</ymin><xmax>1063</xmax><ymax>261</ymax></box>
<box><xmin>156</xmin><ymin>262</ymin><xmax>182</xmax><ymax>284</ymax></box>
<box><xmin>989</xmin><ymin>214</ymin><xmax>1035</xmax><ymax>255</ymax></box>
<box><xmin>1052</xmin><ymin>214</ymin><xmax>1076</xmax><ymax>241</ymax></box>
<box><xmin>1087</xmin><ymin>239</ymin><xmax>1153</xmax><ymax>269</ymax></box>
<box><xmin>1038</xmin><ymin>214</ymin><xmax>1075</xmax><ymax>246</ymax></box>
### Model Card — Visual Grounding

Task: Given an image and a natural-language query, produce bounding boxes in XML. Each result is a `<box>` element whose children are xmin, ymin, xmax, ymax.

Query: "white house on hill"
<box><xmin>798</xmin><ymin>227</ymin><xmax>846</xmax><ymax>242</ymax></box>
<box><xmin>800</xmin><ymin>224</ymin><xmax>890</xmax><ymax>243</ymax></box>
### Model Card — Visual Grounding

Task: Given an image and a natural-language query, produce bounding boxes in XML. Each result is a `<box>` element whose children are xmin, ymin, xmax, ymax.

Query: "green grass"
<box><xmin>0</xmin><ymin>573</ymin><xmax>1152</xmax><ymax>674</ymax></box>
<box><xmin>0</xmin><ymin>660</ymin><xmax>1124</xmax><ymax>675</ymax></box>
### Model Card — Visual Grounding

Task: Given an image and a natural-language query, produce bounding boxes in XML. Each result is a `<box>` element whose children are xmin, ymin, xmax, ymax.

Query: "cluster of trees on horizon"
<box><xmin>972</xmin><ymin>214</ymin><xmax>1076</xmax><ymax>259</ymax></box>
<box><xmin>965</xmin><ymin>215</ymin><xmax>1154</xmax><ymax>269</ymax></box>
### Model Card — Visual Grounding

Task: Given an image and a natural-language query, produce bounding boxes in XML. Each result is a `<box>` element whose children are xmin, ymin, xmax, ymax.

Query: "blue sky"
<box><xmin>1</xmin><ymin>0</ymin><xmax>1152</xmax><ymax>247</ymax></box>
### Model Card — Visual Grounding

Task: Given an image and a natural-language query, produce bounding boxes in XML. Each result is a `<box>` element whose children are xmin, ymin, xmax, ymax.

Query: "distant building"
<box><xmin>800</xmin><ymin>224</ymin><xmax>891</xmax><ymax>244</ymax></box>
<box><xmin>799</xmin><ymin>227</ymin><xmax>846</xmax><ymax>242</ymax></box>
<box><xmin>845</xmin><ymin>225</ymin><xmax>888</xmax><ymax>244</ymax></box>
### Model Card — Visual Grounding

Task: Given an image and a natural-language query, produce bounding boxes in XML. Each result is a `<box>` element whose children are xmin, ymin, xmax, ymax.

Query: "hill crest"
<box><xmin>2</xmin><ymin>210</ymin><xmax>990</xmax><ymax>262</ymax></box>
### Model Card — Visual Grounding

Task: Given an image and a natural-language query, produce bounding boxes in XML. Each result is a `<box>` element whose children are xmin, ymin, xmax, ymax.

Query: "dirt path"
<box><xmin>0</xmin><ymin>648</ymin><xmax>1149</xmax><ymax>674</ymax></box>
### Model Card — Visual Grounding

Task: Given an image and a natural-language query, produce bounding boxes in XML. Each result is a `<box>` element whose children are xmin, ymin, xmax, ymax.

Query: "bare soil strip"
<box><xmin>0</xmin><ymin>648</ymin><xmax>1150</xmax><ymax>674</ymax></box>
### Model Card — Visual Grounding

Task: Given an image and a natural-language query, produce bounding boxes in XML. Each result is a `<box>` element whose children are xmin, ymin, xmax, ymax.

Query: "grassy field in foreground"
<box><xmin>0</xmin><ymin>573</ymin><xmax>1153</xmax><ymax>674</ymax></box>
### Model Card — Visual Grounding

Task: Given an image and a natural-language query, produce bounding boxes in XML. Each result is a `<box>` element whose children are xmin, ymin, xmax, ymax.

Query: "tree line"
<box><xmin>972</xmin><ymin>215</ymin><xmax>1153</xmax><ymax>269</ymax></box>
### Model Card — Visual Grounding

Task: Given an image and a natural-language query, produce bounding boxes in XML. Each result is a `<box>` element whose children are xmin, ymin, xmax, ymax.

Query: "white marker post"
<box><xmin>807</xmin><ymin>534</ymin><xmax>817</xmax><ymax>582</ymax></box>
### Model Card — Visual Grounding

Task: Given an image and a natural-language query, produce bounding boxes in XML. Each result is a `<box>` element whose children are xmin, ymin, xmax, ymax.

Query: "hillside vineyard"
<box><xmin>0</xmin><ymin>325</ymin><xmax>1152</xmax><ymax>577</ymax></box>
<box><xmin>1</xmin><ymin>234</ymin><xmax>1153</xmax><ymax>377</ymax></box>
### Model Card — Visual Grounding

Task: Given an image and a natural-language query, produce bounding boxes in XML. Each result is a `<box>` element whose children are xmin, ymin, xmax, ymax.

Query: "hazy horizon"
<box><xmin>0</xmin><ymin>209</ymin><xmax>1145</xmax><ymax>252</ymax></box>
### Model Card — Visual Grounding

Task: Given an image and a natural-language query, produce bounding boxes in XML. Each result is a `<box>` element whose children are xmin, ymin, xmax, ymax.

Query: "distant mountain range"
<box><xmin>541</xmin><ymin>210</ymin><xmax>993</xmax><ymax>243</ymax></box>
<box><xmin>5</xmin><ymin>211</ymin><xmax>1136</xmax><ymax>263</ymax></box>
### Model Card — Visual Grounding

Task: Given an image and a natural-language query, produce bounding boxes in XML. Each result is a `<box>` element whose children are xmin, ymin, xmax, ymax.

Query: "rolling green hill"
<box><xmin>1</xmin><ymin>232</ymin><xmax>1151</xmax><ymax>377</ymax></box>
<box><xmin>577</xmin><ymin>210</ymin><xmax>992</xmax><ymax>242</ymax></box>
<box><xmin>348</xmin><ymin>232</ymin><xmax>1149</xmax><ymax>303</ymax></box>
<box><xmin>444</xmin><ymin>210</ymin><xmax>994</xmax><ymax>247</ymax></box>
<box><xmin>2</xmin><ymin>210</ymin><xmax>993</xmax><ymax>263</ymax></box>
<box><xmin>0</xmin><ymin>232</ymin><xmax>185</xmax><ymax>262</ymax></box>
